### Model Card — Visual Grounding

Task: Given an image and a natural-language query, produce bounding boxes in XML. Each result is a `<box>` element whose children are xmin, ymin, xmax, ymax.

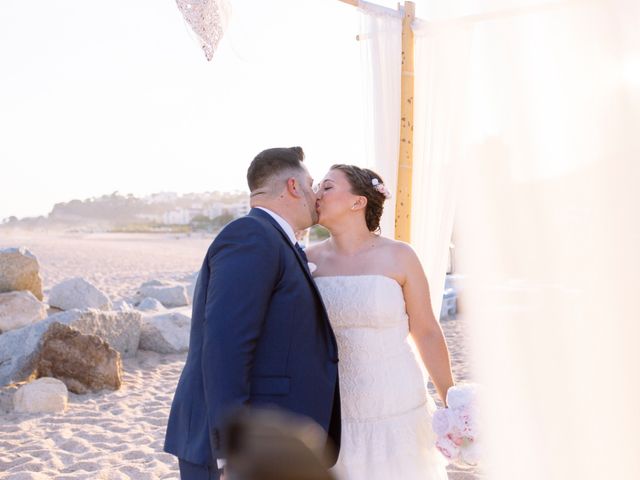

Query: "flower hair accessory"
<box><xmin>371</xmin><ymin>178</ymin><xmax>392</xmax><ymax>199</ymax></box>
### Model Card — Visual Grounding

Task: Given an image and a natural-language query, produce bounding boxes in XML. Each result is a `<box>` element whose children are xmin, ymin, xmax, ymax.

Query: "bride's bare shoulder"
<box><xmin>377</xmin><ymin>236</ymin><xmax>415</xmax><ymax>255</ymax></box>
<box><xmin>376</xmin><ymin>236</ymin><xmax>421</xmax><ymax>267</ymax></box>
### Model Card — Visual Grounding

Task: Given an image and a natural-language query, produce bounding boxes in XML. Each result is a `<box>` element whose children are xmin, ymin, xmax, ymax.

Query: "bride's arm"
<box><xmin>398</xmin><ymin>244</ymin><xmax>455</xmax><ymax>406</ymax></box>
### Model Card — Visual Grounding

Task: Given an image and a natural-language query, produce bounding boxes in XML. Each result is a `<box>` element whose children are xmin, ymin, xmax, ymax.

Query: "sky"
<box><xmin>0</xmin><ymin>0</ymin><xmax>378</xmax><ymax>219</ymax></box>
<box><xmin>0</xmin><ymin>0</ymin><xmax>602</xmax><ymax>220</ymax></box>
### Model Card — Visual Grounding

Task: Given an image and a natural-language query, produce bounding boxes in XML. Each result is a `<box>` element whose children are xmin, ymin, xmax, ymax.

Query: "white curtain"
<box><xmin>447</xmin><ymin>0</ymin><xmax>640</xmax><ymax>478</ymax></box>
<box><xmin>411</xmin><ymin>21</ymin><xmax>472</xmax><ymax>318</ymax></box>
<box><xmin>359</xmin><ymin>0</ymin><xmax>640</xmax><ymax>477</ymax></box>
<box><xmin>358</xmin><ymin>2</ymin><xmax>471</xmax><ymax>319</ymax></box>
<box><xmin>357</xmin><ymin>2</ymin><xmax>402</xmax><ymax>238</ymax></box>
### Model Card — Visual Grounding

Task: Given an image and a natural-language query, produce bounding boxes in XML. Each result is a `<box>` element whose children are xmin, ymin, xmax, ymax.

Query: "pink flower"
<box><xmin>371</xmin><ymin>178</ymin><xmax>392</xmax><ymax>199</ymax></box>
<box><xmin>436</xmin><ymin>436</ymin><xmax>460</xmax><ymax>460</ymax></box>
<box><xmin>447</xmin><ymin>432</ymin><xmax>464</xmax><ymax>447</ymax></box>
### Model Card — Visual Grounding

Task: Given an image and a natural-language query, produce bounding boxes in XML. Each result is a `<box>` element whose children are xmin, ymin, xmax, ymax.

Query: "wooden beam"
<box><xmin>395</xmin><ymin>1</ymin><xmax>415</xmax><ymax>242</ymax></box>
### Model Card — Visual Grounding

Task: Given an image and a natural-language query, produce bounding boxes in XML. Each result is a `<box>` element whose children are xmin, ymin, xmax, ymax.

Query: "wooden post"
<box><xmin>395</xmin><ymin>1</ymin><xmax>415</xmax><ymax>243</ymax></box>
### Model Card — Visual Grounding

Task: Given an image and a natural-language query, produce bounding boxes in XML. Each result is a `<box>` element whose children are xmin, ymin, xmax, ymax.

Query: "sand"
<box><xmin>0</xmin><ymin>231</ymin><xmax>479</xmax><ymax>480</ymax></box>
<box><xmin>1</xmin><ymin>351</ymin><xmax>186</xmax><ymax>479</ymax></box>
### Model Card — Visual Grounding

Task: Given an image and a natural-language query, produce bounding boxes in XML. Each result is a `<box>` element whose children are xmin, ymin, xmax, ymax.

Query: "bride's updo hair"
<box><xmin>330</xmin><ymin>164</ymin><xmax>389</xmax><ymax>234</ymax></box>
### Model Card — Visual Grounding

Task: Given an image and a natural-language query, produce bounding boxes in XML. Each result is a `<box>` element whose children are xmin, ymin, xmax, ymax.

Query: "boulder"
<box><xmin>46</xmin><ymin>309</ymin><xmax>142</xmax><ymax>358</ymax></box>
<box><xmin>139</xmin><ymin>309</ymin><xmax>191</xmax><ymax>354</ymax></box>
<box><xmin>0</xmin><ymin>309</ymin><xmax>141</xmax><ymax>386</ymax></box>
<box><xmin>34</xmin><ymin>322</ymin><xmax>122</xmax><ymax>394</ymax></box>
<box><xmin>13</xmin><ymin>377</ymin><xmax>68</xmax><ymax>413</ymax></box>
<box><xmin>112</xmin><ymin>299</ymin><xmax>134</xmax><ymax>312</ymax></box>
<box><xmin>138</xmin><ymin>283</ymin><xmax>189</xmax><ymax>308</ymax></box>
<box><xmin>0</xmin><ymin>291</ymin><xmax>47</xmax><ymax>333</ymax></box>
<box><xmin>49</xmin><ymin>277</ymin><xmax>112</xmax><ymax>311</ymax></box>
<box><xmin>0</xmin><ymin>247</ymin><xmax>43</xmax><ymax>300</ymax></box>
<box><xmin>137</xmin><ymin>297</ymin><xmax>166</xmax><ymax>312</ymax></box>
<box><xmin>0</xmin><ymin>384</ymin><xmax>18</xmax><ymax>414</ymax></box>
<box><xmin>186</xmin><ymin>272</ymin><xmax>199</xmax><ymax>303</ymax></box>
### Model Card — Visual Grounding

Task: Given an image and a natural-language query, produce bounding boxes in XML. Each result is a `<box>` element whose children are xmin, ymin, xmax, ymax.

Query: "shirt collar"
<box><xmin>255</xmin><ymin>207</ymin><xmax>297</xmax><ymax>246</ymax></box>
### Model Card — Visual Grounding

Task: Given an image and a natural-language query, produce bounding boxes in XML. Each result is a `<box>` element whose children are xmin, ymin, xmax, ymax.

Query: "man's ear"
<box><xmin>286</xmin><ymin>177</ymin><xmax>302</xmax><ymax>199</ymax></box>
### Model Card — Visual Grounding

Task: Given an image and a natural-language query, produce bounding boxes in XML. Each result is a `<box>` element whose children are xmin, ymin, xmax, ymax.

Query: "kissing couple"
<box><xmin>164</xmin><ymin>146</ymin><xmax>455</xmax><ymax>480</ymax></box>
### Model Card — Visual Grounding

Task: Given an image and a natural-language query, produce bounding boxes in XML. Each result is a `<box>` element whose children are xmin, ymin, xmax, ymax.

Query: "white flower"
<box><xmin>433</xmin><ymin>382</ymin><xmax>483</xmax><ymax>467</ymax></box>
<box><xmin>460</xmin><ymin>439</ymin><xmax>481</xmax><ymax>466</ymax></box>
<box><xmin>436</xmin><ymin>436</ymin><xmax>460</xmax><ymax>460</ymax></box>
<box><xmin>446</xmin><ymin>383</ymin><xmax>477</xmax><ymax>409</ymax></box>
<box><xmin>432</xmin><ymin>408</ymin><xmax>453</xmax><ymax>436</ymax></box>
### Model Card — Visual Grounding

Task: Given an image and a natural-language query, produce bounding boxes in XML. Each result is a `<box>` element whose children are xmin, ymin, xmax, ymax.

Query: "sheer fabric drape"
<box><xmin>358</xmin><ymin>0</ymin><xmax>640</xmax><ymax>477</ymax></box>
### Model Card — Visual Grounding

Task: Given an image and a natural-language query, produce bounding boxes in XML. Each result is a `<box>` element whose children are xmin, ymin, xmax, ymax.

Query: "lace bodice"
<box><xmin>315</xmin><ymin>275</ymin><xmax>408</xmax><ymax>329</ymax></box>
<box><xmin>315</xmin><ymin>275</ymin><xmax>431</xmax><ymax>421</ymax></box>
<box><xmin>314</xmin><ymin>275</ymin><xmax>447</xmax><ymax>479</ymax></box>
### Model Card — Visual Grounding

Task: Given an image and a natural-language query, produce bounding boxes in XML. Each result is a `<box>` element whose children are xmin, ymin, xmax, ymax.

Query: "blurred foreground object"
<box><xmin>224</xmin><ymin>408</ymin><xmax>336</xmax><ymax>480</ymax></box>
<box><xmin>449</xmin><ymin>0</ymin><xmax>640</xmax><ymax>479</ymax></box>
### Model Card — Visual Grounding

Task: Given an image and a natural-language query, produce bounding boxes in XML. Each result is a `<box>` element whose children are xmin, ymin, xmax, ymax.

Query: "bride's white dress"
<box><xmin>315</xmin><ymin>275</ymin><xmax>448</xmax><ymax>480</ymax></box>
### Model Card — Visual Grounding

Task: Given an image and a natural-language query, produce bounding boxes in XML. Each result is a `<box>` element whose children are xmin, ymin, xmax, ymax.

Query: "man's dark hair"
<box><xmin>247</xmin><ymin>147</ymin><xmax>305</xmax><ymax>192</ymax></box>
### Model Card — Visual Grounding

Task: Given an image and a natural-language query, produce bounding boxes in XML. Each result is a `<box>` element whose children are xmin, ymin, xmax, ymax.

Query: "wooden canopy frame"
<box><xmin>338</xmin><ymin>0</ymin><xmax>416</xmax><ymax>243</ymax></box>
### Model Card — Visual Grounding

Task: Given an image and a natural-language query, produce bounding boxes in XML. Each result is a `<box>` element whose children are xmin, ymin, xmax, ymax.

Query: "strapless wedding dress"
<box><xmin>315</xmin><ymin>275</ymin><xmax>448</xmax><ymax>480</ymax></box>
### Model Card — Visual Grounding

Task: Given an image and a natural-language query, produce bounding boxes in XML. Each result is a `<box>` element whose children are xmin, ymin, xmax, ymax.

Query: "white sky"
<box><xmin>0</xmin><ymin>0</ymin><xmax>373</xmax><ymax>219</ymax></box>
<box><xmin>0</xmin><ymin>0</ymin><xmax>575</xmax><ymax>220</ymax></box>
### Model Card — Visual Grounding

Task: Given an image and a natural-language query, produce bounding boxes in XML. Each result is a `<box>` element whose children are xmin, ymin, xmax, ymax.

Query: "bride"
<box><xmin>308</xmin><ymin>164</ymin><xmax>454</xmax><ymax>480</ymax></box>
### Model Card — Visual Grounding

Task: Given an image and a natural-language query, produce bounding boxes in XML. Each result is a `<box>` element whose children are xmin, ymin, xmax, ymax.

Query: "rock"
<box><xmin>139</xmin><ymin>309</ymin><xmax>191</xmax><ymax>354</ymax></box>
<box><xmin>186</xmin><ymin>272</ymin><xmax>199</xmax><ymax>303</ymax></box>
<box><xmin>0</xmin><ymin>309</ymin><xmax>141</xmax><ymax>386</ymax></box>
<box><xmin>138</xmin><ymin>283</ymin><xmax>189</xmax><ymax>308</ymax></box>
<box><xmin>13</xmin><ymin>377</ymin><xmax>68</xmax><ymax>413</ymax></box>
<box><xmin>47</xmin><ymin>305</ymin><xmax>63</xmax><ymax>316</ymax></box>
<box><xmin>34</xmin><ymin>322</ymin><xmax>122</xmax><ymax>394</ymax></box>
<box><xmin>0</xmin><ymin>384</ymin><xmax>18</xmax><ymax>414</ymax></box>
<box><xmin>49</xmin><ymin>277</ymin><xmax>112</xmax><ymax>311</ymax></box>
<box><xmin>141</xmin><ymin>279</ymin><xmax>166</xmax><ymax>288</ymax></box>
<box><xmin>0</xmin><ymin>291</ymin><xmax>47</xmax><ymax>333</ymax></box>
<box><xmin>0</xmin><ymin>247</ymin><xmax>43</xmax><ymax>300</ymax></box>
<box><xmin>112</xmin><ymin>299</ymin><xmax>134</xmax><ymax>312</ymax></box>
<box><xmin>137</xmin><ymin>297</ymin><xmax>166</xmax><ymax>312</ymax></box>
<box><xmin>46</xmin><ymin>309</ymin><xmax>142</xmax><ymax>358</ymax></box>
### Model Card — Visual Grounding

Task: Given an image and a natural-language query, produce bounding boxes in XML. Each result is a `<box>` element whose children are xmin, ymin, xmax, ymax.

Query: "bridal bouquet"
<box><xmin>432</xmin><ymin>383</ymin><xmax>481</xmax><ymax>467</ymax></box>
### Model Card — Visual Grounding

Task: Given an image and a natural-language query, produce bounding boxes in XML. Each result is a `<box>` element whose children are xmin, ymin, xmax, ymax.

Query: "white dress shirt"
<box><xmin>255</xmin><ymin>207</ymin><xmax>297</xmax><ymax>245</ymax></box>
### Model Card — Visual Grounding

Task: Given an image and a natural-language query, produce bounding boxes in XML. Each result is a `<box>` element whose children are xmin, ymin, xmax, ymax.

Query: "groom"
<box><xmin>164</xmin><ymin>147</ymin><xmax>341</xmax><ymax>479</ymax></box>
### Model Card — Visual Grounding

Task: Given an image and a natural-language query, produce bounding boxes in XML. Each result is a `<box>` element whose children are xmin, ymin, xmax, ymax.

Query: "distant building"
<box><xmin>146</xmin><ymin>192</ymin><xmax>179</xmax><ymax>204</ymax></box>
<box><xmin>227</xmin><ymin>198</ymin><xmax>250</xmax><ymax>217</ymax></box>
<box><xmin>205</xmin><ymin>204</ymin><xmax>224</xmax><ymax>219</ymax></box>
<box><xmin>163</xmin><ymin>208</ymin><xmax>199</xmax><ymax>225</ymax></box>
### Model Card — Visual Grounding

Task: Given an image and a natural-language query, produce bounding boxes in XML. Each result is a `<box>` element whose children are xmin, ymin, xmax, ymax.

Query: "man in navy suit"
<box><xmin>164</xmin><ymin>147</ymin><xmax>341</xmax><ymax>479</ymax></box>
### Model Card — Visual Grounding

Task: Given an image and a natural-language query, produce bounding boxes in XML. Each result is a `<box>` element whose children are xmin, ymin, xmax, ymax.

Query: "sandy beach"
<box><xmin>0</xmin><ymin>232</ymin><xmax>478</xmax><ymax>480</ymax></box>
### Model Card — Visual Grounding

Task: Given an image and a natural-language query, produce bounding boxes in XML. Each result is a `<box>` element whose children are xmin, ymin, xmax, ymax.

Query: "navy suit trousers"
<box><xmin>178</xmin><ymin>458</ymin><xmax>221</xmax><ymax>480</ymax></box>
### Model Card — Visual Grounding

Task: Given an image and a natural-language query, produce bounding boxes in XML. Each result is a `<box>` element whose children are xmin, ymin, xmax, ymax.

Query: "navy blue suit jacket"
<box><xmin>164</xmin><ymin>208</ymin><xmax>341</xmax><ymax>467</ymax></box>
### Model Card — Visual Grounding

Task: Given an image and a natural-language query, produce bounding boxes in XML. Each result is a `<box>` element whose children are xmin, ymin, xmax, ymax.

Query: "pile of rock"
<box><xmin>0</xmin><ymin>247</ymin><xmax>43</xmax><ymax>300</ymax></box>
<box><xmin>0</xmin><ymin>246</ymin><xmax>198</xmax><ymax>414</ymax></box>
<box><xmin>0</xmin><ymin>247</ymin><xmax>46</xmax><ymax>333</ymax></box>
